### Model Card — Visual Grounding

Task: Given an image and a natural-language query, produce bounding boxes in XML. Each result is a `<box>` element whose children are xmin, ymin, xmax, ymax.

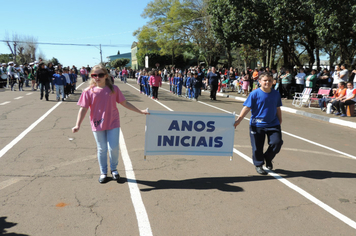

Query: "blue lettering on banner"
<box><xmin>194</xmin><ymin>121</ymin><xmax>205</xmax><ymax>132</ymax></box>
<box><xmin>168</xmin><ymin>120</ymin><xmax>216</xmax><ymax>132</ymax></box>
<box><xmin>206</xmin><ymin>121</ymin><xmax>215</xmax><ymax>132</ymax></box>
<box><xmin>161</xmin><ymin>120</ymin><xmax>223</xmax><ymax>148</ymax></box>
<box><xmin>168</xmin><ymin>120</ymin><xmax>180</xmax><ymax>131</ymax></box>
<box><xmin>157</xmin><ymin>135</ymin><xmax>223</xmax><ymax>148</ymax></box>
<box><xmin>214</xmin><ymin>137</ymin><xmax>223</xmax><ymax>148</ymax></box>
<box><xmin>181</xmin><ymin>121</ymin><xmax>193</xmax><ymax>131</ymax></box>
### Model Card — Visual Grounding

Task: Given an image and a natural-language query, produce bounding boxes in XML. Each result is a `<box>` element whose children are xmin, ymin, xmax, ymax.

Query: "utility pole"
<box><xmin>100</xmin><ymin>44</ymin><xmax>103</xmax><ymax>64</ymax></box>
<box><xmin>13</xmin><ymin>42</ymin><xmax>17</xmax><ymax>63</ymax></box>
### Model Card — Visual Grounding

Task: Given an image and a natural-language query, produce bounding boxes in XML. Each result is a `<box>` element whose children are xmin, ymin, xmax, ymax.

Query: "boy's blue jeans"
<box><xmin>55</xmin><ymin>85</ymin><xmax>64</xmax><ymax>100</ymax></box>
<box><xmin>249</xmin><ymin>125</ymin><xmax>283</xmax><ymax>167</ymax></box>
<box><xmin>93</xmin><ymin>127</ymin><xmax>120</xmax><ymax>175</ymax></box>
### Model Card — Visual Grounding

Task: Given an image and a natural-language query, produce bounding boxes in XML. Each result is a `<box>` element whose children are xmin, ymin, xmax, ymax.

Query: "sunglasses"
<box><xmin>91</xmin><ymin>73</ymin><xmax>106</xmax><ymax>78</ymax></box>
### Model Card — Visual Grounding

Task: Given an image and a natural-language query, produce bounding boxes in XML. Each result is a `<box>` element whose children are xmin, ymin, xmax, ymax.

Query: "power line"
<box><xmin>0</xmin><ymin>40</ymin><xmax>130</xmax><ymax>47</ymax></box>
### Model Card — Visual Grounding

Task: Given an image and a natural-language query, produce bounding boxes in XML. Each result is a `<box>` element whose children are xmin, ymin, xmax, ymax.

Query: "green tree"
<box><xmin>139</xmin><ymin>0</ymin><xmax>193</xmax><ymax>65</ymax></box>
<box><xmin>208</xmin><ymin>0</ymin><xmax>323</xmax><ymax>69</ymax></box>
<box><xmin>208</xmin><ymin>0</ymin><xmax>273</xmax><ymax>67</ymax></box>
<box><xmin>313</xmin><ymin>0</ymin><xmax>356</xmax><ymax>67</ymax></box>
<box><xmin>110</xmin><ymin>58</ymin><xmax>130</xmax><ymax>69</ymax></box>
<box><xmin>50</xmin><ymin>57</ymin><xmax>60</xmax><ymax>66</ymax></box>
<box><xmin>0</xmin><ymin>54</ymin><xmax>13</xmax><ymax>64</ymax></box>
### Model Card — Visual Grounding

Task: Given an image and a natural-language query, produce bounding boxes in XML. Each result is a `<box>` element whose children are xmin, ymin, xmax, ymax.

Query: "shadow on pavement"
<box><xmin>0</xmin><ymin>217</ymin><xmax>29</xmax><ymax>236</ymax></box>
<box><xmin>127</xmin><ymin>168</ymin><xmax>356</xmax><ymax>192</ymax></box>
<box><xmin>274</xmin><ymin>169</ymin><xmax>356</xmax><ymax>180</ymax></box>
<box><xmin>132</xmin><ymin>176</ymin><xmax>277</xmax><ymax>192</ymax></box>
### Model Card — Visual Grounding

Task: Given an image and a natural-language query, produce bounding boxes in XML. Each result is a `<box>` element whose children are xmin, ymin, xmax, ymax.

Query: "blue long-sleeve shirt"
<box><xmin>53</xmin><ymin>74</ymin><xmax>66</xmax><ymax>86</ymax></box>
<box><xmin>185</xmin><ymin>77</ymin><xmax>192</xmax><ymax>87</ymax></box>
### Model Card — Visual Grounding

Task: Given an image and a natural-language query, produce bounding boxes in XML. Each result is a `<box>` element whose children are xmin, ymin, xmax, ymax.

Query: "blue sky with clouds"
<box><xmin>0</xmin><ymin>0</ymin><xmax>151</xmax><ymax>67</ymax></box>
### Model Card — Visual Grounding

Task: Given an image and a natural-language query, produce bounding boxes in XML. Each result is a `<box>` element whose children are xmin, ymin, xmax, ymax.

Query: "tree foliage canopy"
<box><xmin>110</xmin><ymin>58</ymin><xmax>130</xmax><ymax>69</ymax></box>
<box><xmin>208</xmin><ymin>0</ymin><xmax>356</xmax><ymax>68</ymax></box>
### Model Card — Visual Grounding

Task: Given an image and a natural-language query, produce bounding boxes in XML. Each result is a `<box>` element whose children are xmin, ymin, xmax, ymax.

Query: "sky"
<box><xmin>0</xmin><ymin>0</ymin><xmax>151</xmax><ymax>67</ymax></box>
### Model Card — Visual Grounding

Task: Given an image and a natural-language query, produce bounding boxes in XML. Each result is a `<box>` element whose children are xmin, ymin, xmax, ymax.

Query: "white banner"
<box><xmin>144</xmin><ymin>110</ymin><xmax>235</xmax><ymax>157</ymax></box>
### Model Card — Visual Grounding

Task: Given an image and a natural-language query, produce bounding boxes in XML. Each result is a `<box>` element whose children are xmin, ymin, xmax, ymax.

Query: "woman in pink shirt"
<box><xmin>122</xmin><ymin>67</ymin><xmax>128</xmax><ymax>83</ymax></box>
<box><xmin>72</xmin><ymin>64</ymin><xmax>149</xmax><ymax>183</ymax></box>
<box><xmin>149</xmin><ymin>69</ymin><xmax>162</xmax><ymax>100</ymax></box>
<box><xmin>80</xmin><ymin>66</ymin><xmax>88</xmax><ymax>82</ymax></box>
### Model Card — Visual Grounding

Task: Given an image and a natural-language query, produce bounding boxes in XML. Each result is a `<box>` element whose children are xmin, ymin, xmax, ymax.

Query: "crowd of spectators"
<box><xmin>126</xmin><ymin>64</ymin><xmax>356</xmax><ymax>117</ymax></box>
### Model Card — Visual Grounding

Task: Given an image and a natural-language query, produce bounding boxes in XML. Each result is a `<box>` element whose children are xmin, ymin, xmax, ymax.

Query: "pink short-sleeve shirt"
<box><xmin>77</xmin><ymin>85</ymin><xmax>126</xmax><ymax>131</ymax></box>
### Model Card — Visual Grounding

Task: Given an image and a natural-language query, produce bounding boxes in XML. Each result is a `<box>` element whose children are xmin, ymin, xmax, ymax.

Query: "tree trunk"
<box><xmin>266</xmin><ymin>47</ymin><xmax>270</xmax><ymax>68</ymax></box>
<box><xmin>283</xmin><ymin>44</ymin><xmax>289</xmax><ymax>68</ymax></box>
<box><xmin>227</xmin><ymin>48</ymin><xmax>232</xmax><ymax>68</ymax></box>
<box><xmin>316</xmin><ymin>47</ymin><xmax>320</xmax><ymax>69</ymax></box>
<box><xmin>270</xmin><ymin>47</ymin><xmax>276</xmax><ymax>69</ymax></box>
<box><xmin>171</xmin><ymin>47</ymin><xmax>174</xmax><ymax>66</ymax></box>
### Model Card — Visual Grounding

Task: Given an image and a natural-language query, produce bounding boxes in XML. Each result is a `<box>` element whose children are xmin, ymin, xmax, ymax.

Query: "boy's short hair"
<box><xmin>258</xmin><ymin>72</ymin><xmax>273</xmax><ymax>80</ymax></box>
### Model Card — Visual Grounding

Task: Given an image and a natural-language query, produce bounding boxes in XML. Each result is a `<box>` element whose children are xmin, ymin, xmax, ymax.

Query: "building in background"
<box><xmin>131</xmin><ymin>42</ymin><xmax>139</xmax><ymax>70</ymax></box>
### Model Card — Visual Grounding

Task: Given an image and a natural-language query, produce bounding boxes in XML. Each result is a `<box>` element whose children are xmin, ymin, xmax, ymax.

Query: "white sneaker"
<box><xmin>111</xmin><ymin>170</ymin><xmax>120</xmax><ymax>180</ymax></box>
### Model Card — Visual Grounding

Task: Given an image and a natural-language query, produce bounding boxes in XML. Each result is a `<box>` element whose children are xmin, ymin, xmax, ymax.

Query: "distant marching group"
<box><xmin>135</xmin><ymin>67</ymin><xmax>207</xmax><ymax>101</ymax></box>
<box><xmin>0</xmin><ymin>61</ymin><xmax>80</xmax><ymax>102</ymax></box>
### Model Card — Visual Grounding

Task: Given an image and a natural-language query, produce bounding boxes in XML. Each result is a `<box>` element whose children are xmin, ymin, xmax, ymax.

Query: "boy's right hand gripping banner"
<box><xmin>144</xmin><ymin>110</ymin><xmax>235</xmax><ymax>157</ymax></box>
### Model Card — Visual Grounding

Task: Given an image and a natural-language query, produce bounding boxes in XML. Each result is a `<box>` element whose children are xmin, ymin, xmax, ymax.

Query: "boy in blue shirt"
<box><xmin>177</xmin><ymin>73</ymin><xmax>183</xmax><ymax>96</ymax></box>
<box><xmin>185</xmin><ymin>72</ymin><xmax>193</xmax><ymax>99</ymax></box>
<box><xmin>173</xmin><ymin>74</ymin><xmax>178</xmax><ymax>94</ymax></box>
<box><xmin>234</xmin><ymin>72</ymin><xmax>283</xmax><ymax>175</ymax></box>
<box><xmin>53</xmin><ymin>69</ymin><xmax>66</xmax><ymax>101</ymax></box>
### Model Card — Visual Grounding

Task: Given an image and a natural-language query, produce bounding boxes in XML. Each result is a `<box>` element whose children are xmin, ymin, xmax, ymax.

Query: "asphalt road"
<box><xmin>0</xmin><ymin>79</ymin><xmax>355</xmax><ymax>236</ymax></box>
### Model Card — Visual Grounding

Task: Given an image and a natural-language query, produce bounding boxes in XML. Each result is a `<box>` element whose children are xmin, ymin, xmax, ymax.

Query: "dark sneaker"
<box><xmin>266</xmin><ymin>161</ymin><xmax>273</xmax><ymax>170</ymax></box>
<box><xmin>335</xmin><ymin>112</ymin><xmax>341</xmax><ymax>116</ymax></box>
<box><xmin>98</xmin><ymin>174</ymin><xmax>107</xmax><ymax>184</ymax></box>
<box><xmin>111</xmin><ymin>170</ymin><xmax>120</xmax><ymax>180</ymax></box>
<box><xmin>255</xmin><ymin>166</ymin><xmax>267</xmax><ymax>175</ymax></box>
<box><xmin>340</xmin><ymin>114</ymin><xmax>347</xmax><ymax>117</ymax></box>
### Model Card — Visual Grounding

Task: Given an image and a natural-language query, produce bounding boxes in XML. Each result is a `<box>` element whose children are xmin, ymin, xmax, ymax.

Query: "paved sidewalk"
<box><xmin>215</xmin><ymin>90</ymin><xmax>356</xmax><ymax>129</ymax></box>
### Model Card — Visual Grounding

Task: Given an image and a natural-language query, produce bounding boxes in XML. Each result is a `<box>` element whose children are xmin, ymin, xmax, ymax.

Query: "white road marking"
<box><xmin>199</xmin><ymin>101</ymin><xmax>356</xmax><ymax>160</ymax></box>
<box><xmin>120</xmin><ymin>131</ymin><xmax>153</xmax><ymax>236</ymax></box>
<box><xmin>233</xmin><ymin>148</ymin><xmax>356</xmax><ymax>230</ymax></box>
<box><xmin>26</xmin><ymin>93</ymin><xmax>33</xmax><ymax>95</ymax></box>
<box><xmin>0</xmin><ymin>82</ymin><xmax>89</xmax><ymax>187</ymax></box>
<box><xmin>0</xmin><ymin>101</ymin><xmax>11</xmax><ymax>105</ymax></box>
<box><xmin>0</xmin><ymin>102</ymin><xmax>63</xmax><ymax>159</ymax></box>
<box><xmin>124</xmin><ymin>83</ymin><xmax>356</xmax><ymax>230</ymax></box>
<box><xmin>0</xmin><ymin>178</ymin><xmax>25</xmax><ymax>190</ymax></box>
<box><xmin>234</xmin><ymin>145</ymin><xmax>351</xmax><ymax>159</ymax></box>
<box><xmin>283</xmin><ymin>130</ymin><xmax>356</xmax><ymax>160</ymax></box>
<box><xmin>14</xmin><ymin>96</ymin><xmax>23</xmax><ymax>100</ymax></box>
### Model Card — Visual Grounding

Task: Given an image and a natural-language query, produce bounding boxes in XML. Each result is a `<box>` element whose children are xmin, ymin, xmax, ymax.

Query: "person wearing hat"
<box><xmin>7</xmin><ymin>61</ymin><xmax>17</xmax><ymax>91</ymax></box>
